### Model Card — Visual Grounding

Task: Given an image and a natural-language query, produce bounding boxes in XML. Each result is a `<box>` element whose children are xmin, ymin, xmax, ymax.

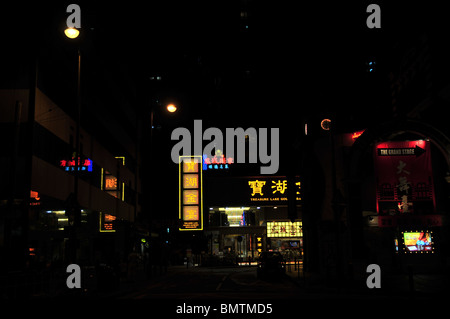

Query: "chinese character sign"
<box><xmin>202</xmin><ymin>149</ymin><xmax>233</xmax><ymax>170</ymax></box>
<box><xmin>247</xmin><ymin>178</ymin><xmax>301</xmax><ymax>203</ymax></box>
<box><xmin>267</xmin><ymin>221</ymin><xmax>303</xmax><ymax>238</ymax></box>
<box><xmin>60</xmin><ymin>157</ymin><xmax>93</xmax><ymax>172</ymax></box>
<box><xmin>248</xmin><ymin>180</ymin><xmax>266</xmax><ymax>196</ymax></box>
<box><xmin>179</xmin><ymin>156</ymin><xmax>203</xmax><ymax>231</ymax></box>
<box><xmin>375</xmin><ymin>140</ymin><xmax>435</xmax><ymax>216</ymax></box>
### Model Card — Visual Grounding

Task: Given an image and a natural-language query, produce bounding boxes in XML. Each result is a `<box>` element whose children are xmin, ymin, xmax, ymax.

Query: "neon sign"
<box><xmin>321</xmin><ymin>119</ymin><xmax>331</xmax><ymax>131</ymax></box>
<box><xmin>60</xmin><ymin>157</ymin><xmax>93</xmax><ymax>172</ymax></box>
<box><xmin>179</xmin><ymin>156</ymin><xmax>203</xmax><ymax>231</ymax></box>
<box><xmin>99</xmin><ymin>212</ymin><xmax>116</xmax><ymax>232</ymax></box>
<box><xmin>351</xmin><ymin>130</ymin><xmax>365</xmax><ymax>139</ymax></box>
<box><xmin>30</xmin><ymin>190</ymin><xmax>41</xmax><ymax>206</ymax></box>
<box><xmin>202</xmin><ymin>150</ymin><xmax>233</xmax><ymax>170</ymax></box>
<box><xmin>104</xmin><ymin>176</ymin><xmax>118</xmax><ymax>191</ymax></box>
<box><xmin>248</xmin><ymin>178</ymin><xmax>301</xmax><ymax>203</ymax></box>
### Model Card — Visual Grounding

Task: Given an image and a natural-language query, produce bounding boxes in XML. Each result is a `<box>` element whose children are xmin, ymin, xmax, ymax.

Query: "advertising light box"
<box><xmin>267</xmin><ymin>221</ymin><xmax>303</xmax><ymax>238</ymax></box>
<box><xmin>402</xmin><ymin>231</ymin><xmax>433</xmax><ymax>253</ymax></box>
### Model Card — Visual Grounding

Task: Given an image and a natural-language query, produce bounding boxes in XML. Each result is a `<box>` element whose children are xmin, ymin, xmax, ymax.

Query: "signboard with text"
<box><xmin>99</xmin><ymin>212</ymin><xmax>116</xmax><ymax>232</ymax></box>
<box><xmin>202</xmin><ymin>149</ymin><xmax>233</xmax><ymax>171</ymax></box>
<box><xmin>203</xmin><ymin>176</ymin><xmax>302</xmax><ymax>207</ymax></box>
<box><xmin>247</xmin><ymin>177</ymin><xmax>301</xmax><ymax>204</ymax></box>
<box><xmin>267</xmin><ymin>221</ymin><xmax>303</xmax><ymax>238</ymax></box>
<box><xmin>60</xmin><ymin>157</ymin><xmax>93</xmax><ymax>172</ymax></box>
<box><xmin>179</xmin><ymin>156</ymin><xmax>203</xmax><ymax>231</ymax></box>
<box><xmin>374</xmin><ymin>140</ymin><xmax>435</xmax><ymax>224</ymax></box>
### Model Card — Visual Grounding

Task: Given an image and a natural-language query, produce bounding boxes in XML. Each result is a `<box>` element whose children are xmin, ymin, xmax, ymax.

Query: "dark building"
<box><xmin>0</xmin><ymin>4</ymin><xmax>144</xmax><ymax>272</ymax></box>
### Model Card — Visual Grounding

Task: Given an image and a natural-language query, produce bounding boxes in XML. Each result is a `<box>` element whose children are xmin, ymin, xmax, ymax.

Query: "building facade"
<box><xmin>0</xmin><ymin>22</ymin><xmax>144</xmax><ymax>271</ymax></box>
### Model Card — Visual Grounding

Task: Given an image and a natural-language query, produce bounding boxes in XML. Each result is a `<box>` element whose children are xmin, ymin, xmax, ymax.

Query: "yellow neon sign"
<box><xmin>271</xmin><ymin>180</ymin><xmax>287</xmax><ymax>194</ymax></box>
<box><xmin>248</xmin><ymin>180</ymin><xmax>266</xmax><ymax>196</ymax></box>
<box><xmin>179</xmin><ymin>156</ymin><xmax>203</xmax><ymax>231</ymax></box>
<box><xmin>248</xmin><ymin>178</ymin><xmax>301</xmax><ymax>202</ymax></box>
<box><xmin>183</xmin><ymin>174</ymin><xmax>199</xmax><ymax>189</ymax></box>
<box><xmin>183</xmin><ymin>206</ymin><xmax>199</xmax><ymax>221</ymax></box>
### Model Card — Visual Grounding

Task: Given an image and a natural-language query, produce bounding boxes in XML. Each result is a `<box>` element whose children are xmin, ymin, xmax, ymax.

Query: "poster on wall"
<box><xmin>374</xmin><ymin>140</ymin><xmax>435</xmax><ymax>218</ymax></box>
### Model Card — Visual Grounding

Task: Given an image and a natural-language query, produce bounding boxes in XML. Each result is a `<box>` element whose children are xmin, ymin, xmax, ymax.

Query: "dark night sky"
<box><xmin>2</xmin><ymin>1</ymin><xmax>447</xmax><ymax>146</ymax></box>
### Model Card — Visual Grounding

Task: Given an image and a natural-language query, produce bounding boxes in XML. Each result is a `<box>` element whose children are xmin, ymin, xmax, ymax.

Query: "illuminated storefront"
<box><xmin>206</xmin><ymin>207</ymin><xmax>303</xmax><ymax>262</ymax></box>
<box><xmin>266</xmin><ymin>221</ymin><xmax>303</xmax><ymax>260</ymax></box>
<box><xmin>203</xmin><ymin>175</ymin><xmax>303</xmax><ymax>263</ymax></box>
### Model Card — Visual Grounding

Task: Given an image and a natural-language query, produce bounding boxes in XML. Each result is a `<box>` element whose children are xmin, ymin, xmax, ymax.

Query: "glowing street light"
<box><xmin>167</xmin><ymin>104</ymin><xmax>177</xmax><ymax>113</ymax></box>
<box><xmin>64</xmin><ymin>27</ymin><xmax>80</xmax><ymax>39</ymax></box>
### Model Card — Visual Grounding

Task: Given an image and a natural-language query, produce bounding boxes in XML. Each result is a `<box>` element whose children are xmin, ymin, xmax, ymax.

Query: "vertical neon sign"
<box><xmin>179</xmin><ymin>156</ymin><xmax>203</xmax><ymax>231</ymax></box>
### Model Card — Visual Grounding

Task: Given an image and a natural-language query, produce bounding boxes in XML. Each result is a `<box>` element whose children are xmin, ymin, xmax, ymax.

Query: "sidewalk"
<box><xmin>284</xmin><ymin>263</ymin><xmax>450</xmax><ymax>299</ymax></box>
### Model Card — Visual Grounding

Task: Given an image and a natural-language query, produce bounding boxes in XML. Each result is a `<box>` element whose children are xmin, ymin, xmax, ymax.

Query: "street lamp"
<box><xmin>64</xmin><ymin>27</ymin><xmax>80</xmax><ymax>39</ymax></box>
<box><xmin>167</xmin><ymin>103</ymin><xmax>177</xmax><ymax>113</ymax></box>
<box><xmin>64</xmin><ymin>27</ymin><xmax>82</xmax><ymax>232</ymax></box>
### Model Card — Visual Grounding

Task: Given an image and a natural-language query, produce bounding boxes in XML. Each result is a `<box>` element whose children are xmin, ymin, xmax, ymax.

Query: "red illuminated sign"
<box><xmin>60</xmin><ymin>157</ymin><xmax>93</xmax><ymax>171</ymax></box>
<box><xmin>351</xmin><ymin>130</ymin><xmax>365</xmax><ymax>139</ymax></box>
<box><xmin>30</xmin><ymin>190</ymin><xmax>41</xmax><ymax>206</ymax></box>
<box><xmin>203</xmin><ymin>155</ymin><xmax>233</xmax><ymax>165</ymax></box>
<box><xmin>374</xmin><ymin>140</ymin><xmax>435</xmax><ymax>221</ymax></box>
<box><xmin>203</xmin><ymin>150</ymin><xmax>233</xmax><ymax>170</ymax></box>
<box><xmin>30</xmin><ymin>190</ymin><xmax>40</xmax><ymax>200</ymax></box>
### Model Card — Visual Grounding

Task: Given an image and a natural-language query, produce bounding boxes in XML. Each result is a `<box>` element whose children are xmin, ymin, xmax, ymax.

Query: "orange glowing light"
<box><xmin>321</xmin><ymin>119</ymin><xmax>331</xmax><ymax>130</ymax></box>
<box><xmin>167</xmin><ymin>104</ymin><xmax>177</xmax><ymax>113</ymax></box>
<box><xmin>105</xmin><ymin>177</ymin><xmax>117</xmax><ymax>190</ymax></box>
<box><xmin>352</xmin><ymin>130</ymin><xmax>365</xmax><ymax>139</ymax></box>
<box><xmin>30</xmin><ymin>190</ymin><xmax>40</xmax><ymax>201</ymax></box>
<box><xmin>104</xmin><ymin>214</ymin><xmax>117</xmax><ymax>222</ymax></box>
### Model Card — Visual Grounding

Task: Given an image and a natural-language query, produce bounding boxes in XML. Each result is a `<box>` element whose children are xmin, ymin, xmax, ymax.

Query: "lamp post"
<box><xmin>149</xmin><ymin>103</ymin><xmax>178</xmax><ymax>151</ymax></box>
<box><xmin>146</xmin><ymin>101</ymin><xmax>178</xmax><ymax>276</ymax></box>
<box><xmin>65</xmin><ymin>27</ymin><xmax>81</xmax><ymax>262</ymax></box>
<box><xmin>65</xmin><ymin>27</ymin><xmax>81</xmax><ymax>224</ymax></box>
